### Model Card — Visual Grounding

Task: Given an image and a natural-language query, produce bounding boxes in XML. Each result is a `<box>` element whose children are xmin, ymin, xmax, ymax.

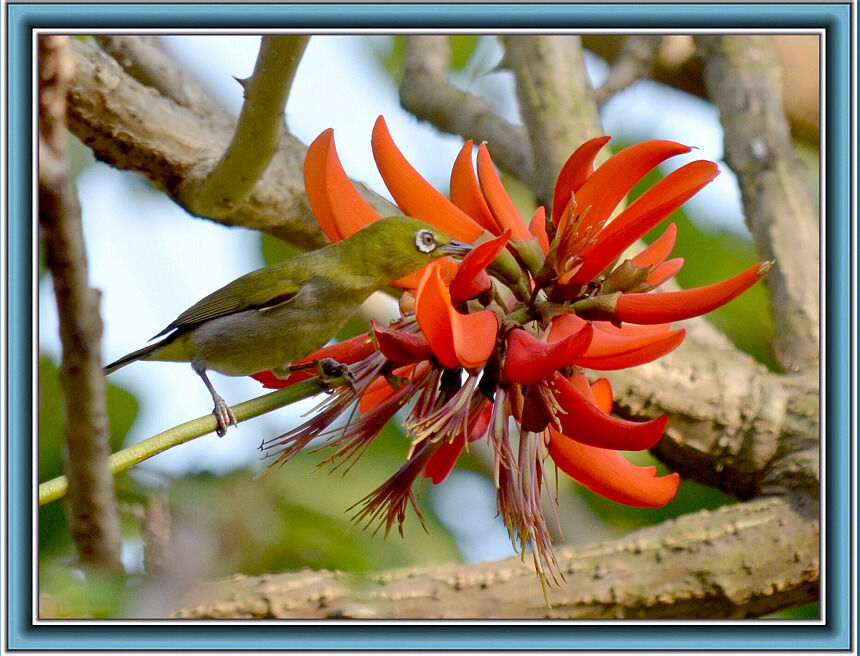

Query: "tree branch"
<box><xmin>697</xmin><ymin>35</ymin><xmax>819</xmax><ymax>373</ymax></box>
<box><xmin>183</xmin><ymin>35</ymin><xmax>309</xmax><ymax>218</ymax></box>
<box><xmin>500</xmin><ymin>35</ymin><xmax>605</xmax><ymax>211</ymax></box>
<box><xmin>169</xmin><ymin>497</ymin><xmax>817</xmax><ymax>619</ymax></box>
<box><xmin>399</xmin><ymin>36</ymin><xmax>536</xmax><ymax>187</ymax></box>
<box><xmin>39</xmin><ymin>35</ymin><xmax>123</xmax><ymax>573</ymax></box>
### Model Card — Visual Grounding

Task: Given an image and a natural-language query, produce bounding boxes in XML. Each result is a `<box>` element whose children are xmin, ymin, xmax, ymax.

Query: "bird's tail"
<box><xmin>103</xmin><ymin>336</ymin><xmax>172</xmax><ymax>375</ymax></box>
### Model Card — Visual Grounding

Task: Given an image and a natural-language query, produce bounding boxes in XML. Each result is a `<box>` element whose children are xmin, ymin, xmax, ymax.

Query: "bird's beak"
<box><xmin>439</xmin><ymin>240</ymin><xmax>473</xmax><ymax>258</ymax></box>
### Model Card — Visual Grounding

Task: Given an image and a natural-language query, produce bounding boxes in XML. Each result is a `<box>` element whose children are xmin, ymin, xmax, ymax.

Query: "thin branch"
<box><xmin>93</xmin><ymin>35</ymin><xmax>228</xmax><ymax>124</ymax></box>
<box><xmin>594</xmin><ymin>35</ymin><xmax>662</xmax><ymax>106</ymax></box>
<box><xmin>39</xmin><ymin>377</ymin><xmax>341</xmax><ymax>506</ymax></box>
<box><xmin>399</xmin><ymin>36</ymin><xmax>536</xmax><ymax>186</ymax></box>
<box><xmin>169</xmin><ymin>497</ymin><xmax>817</xmax><ymax>619</ymax></box>
<box><xmin>184</xmin><ymin>35</ymin><xmax>310</xmax><ymax>219</ymax></box>
<box><xmin>39</xmin><ymin>35</ymin><xmax>123</xmax><ymax>573</ymax></box>
<box><xmin>697</xmin><ymin>35</ymin><xmax>819</xmax><ymax>373</ymax></box>
<box><xmin>500</xmin><ymin>35</ymin><xmax>605</xmax><ymax>211</ymax></box>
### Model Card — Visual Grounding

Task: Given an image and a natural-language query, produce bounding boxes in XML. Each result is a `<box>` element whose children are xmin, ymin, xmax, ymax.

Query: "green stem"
<box><xmin>39</xmin><ymin>377</ymin><xmax>335</xmax><ymax>506</ymax></box>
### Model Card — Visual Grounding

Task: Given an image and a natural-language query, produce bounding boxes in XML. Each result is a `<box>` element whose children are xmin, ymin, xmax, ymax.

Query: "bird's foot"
<box><xmin>315</xmin><ymin>357</ymin><xmax>355</xmax><ymax>390</ymax></box>
<box><xmin>212</xmin><ymin>395</ymin><xmax>238</xmax><ymax>437</ymax></box>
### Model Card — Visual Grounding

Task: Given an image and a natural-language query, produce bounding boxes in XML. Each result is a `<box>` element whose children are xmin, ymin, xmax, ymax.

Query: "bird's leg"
<box><xmin>274</xmin><ymin>358</ymin><xmax>354</xmax><ymax>389</ymax></box>
<box><xmin>192</xmin><ymin>360</ymin><xmax>237</xmax><ymax>437</ymax></box>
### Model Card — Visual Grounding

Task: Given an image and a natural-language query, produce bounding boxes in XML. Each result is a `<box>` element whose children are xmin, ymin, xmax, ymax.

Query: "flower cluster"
<box><xmin>255</xmin><ymin>116</ymin><xmax>770</xmax><ymax>586</ymax></box>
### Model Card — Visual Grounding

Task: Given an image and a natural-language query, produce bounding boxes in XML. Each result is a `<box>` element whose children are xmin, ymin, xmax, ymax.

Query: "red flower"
<box><xmin>258</xmin><ymin>117</ymin><xmax>770</xmax><ymax>588</ymax></box>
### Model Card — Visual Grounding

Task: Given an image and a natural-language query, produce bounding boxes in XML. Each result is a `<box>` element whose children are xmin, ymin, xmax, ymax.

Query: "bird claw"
<box><xmin>316</xmin><ymin>357</ymin><xmax>355</xmax><ymax>390</ymax></box>
<box><xmin>213</xmin><ymin>397</ymin><xmax>238</xmax><ymax>437</ymax></box>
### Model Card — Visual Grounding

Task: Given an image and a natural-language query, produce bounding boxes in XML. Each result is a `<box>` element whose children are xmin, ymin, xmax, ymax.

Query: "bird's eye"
<box><xmin>415</xmin><ymin>229</ymin><xmax>438</xmax><ymax>254</ymax></box>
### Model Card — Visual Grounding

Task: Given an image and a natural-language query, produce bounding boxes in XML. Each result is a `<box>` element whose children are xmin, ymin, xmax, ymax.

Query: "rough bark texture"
<box><xmin>53</xmin><ymin>35</ymin><xmax>821</xmax><ymax>619</ymax></box>
<box><xmin>39</xmin><ymin>35</ymin><xmax>123</xmax><ymax>572</ymax></box>
<box><xmin>171</xmin><ymin>498</ymin><xmax>817</xmax><ymax>619</ymax></box>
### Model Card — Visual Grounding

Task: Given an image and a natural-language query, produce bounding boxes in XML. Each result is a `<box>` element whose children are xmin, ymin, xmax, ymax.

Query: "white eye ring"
<box><xmin>415</xmin><ymin>229</ymin><xmax>438</xmax><ymax>254</ymax></box>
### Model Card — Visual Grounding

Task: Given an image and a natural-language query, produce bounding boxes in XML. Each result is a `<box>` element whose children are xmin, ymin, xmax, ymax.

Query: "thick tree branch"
<box><xmin>169</xmin><ymin>497</ymin><xmax>817</xmax><ymax>619</ymax></box>
<box><xmin>501</xmin><ymin>35</ymin><xmax>605</xmax><ymax>211</ymax></box>
<box><xmin>697</xmin><ymin>35</ymin><xmax>820</xmax><ymax>373</ymax></box>
<box><xmin>399</xmin><ymin>36</ymin><xmax>536</xmax><ymax>187</ymax></box>
<box><xmin>65</xmin><ymin>37</ymin><xmax>394</xmax><ymax>249</ymax></box>
<box><xmin>39</xmin><ymin>35</ymin><xmax>123</xmax><ymax>573</ymax></box>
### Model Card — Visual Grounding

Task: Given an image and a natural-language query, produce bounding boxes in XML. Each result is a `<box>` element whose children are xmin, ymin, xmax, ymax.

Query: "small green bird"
<box><xmin>104</xmin><ymin>216</ymin><xmax>471</xmax><ymax>436</ymax></box>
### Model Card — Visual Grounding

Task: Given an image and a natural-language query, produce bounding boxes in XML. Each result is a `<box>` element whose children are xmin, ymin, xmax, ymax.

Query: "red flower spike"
<box><xmin>616</xmin><ymin>261</ymin><xmax>772</xmax><ymax>324</ymax></box>
<box><xmin>502</xmin><ymin>323</ymin><xmax>594</xmax><ymax>385</ymax></box>
<box><xmin>572</xmin><ymin>140</ymin><xmax>693</xmax><ymax>238</ymax></box>
<box><xmin>371</xmin><ymin>320</ymin><xmax>433</xmax><ymax>364</ymax></box>
<box><xmin>449</xmin><ymin>229</ymin><xmax>512</xmax><ymax>305</ymax></box>
<box><xmin>423</xmin><ymin>404</ymin><xmax>492</xmax><ymax>484</ymax></box>
<box><xmin>551</xmin><ymin>372</ymin><xmax>668</xmax><ymax>451</ymax></box>
<box><xmin>450</xmin><ymin>140</ymin><xmax>502</xmax><ymax>233</ymax></box>
<box><xmin>371</xmin><ymin>116</ymin><xmax>483</xmax><ymax>242</ymax></box>
<box><xmin>578</xmin><ymin>327</ymin><xmax>686</xmax><ymax>370</ymax></box>
<box><xmin>415</xmin><ymin>263</ymin><xmax>498</xmax><ymax>370</ymax></box>
<box><xmin>590</xmin><ymin>378</ymin><xmax>613</xmax><ymax>413</ymax></box>
<box><xmin>552</xmin><ymin>136</ymin><xmax>612</xmax><ymax>224</ymax></box>
<box><xmin>548</xmin><ymin>427</ymin><xmax>680</xmax><ymax>507</ymax></box>
<box><xmin>252</xmin><ymin>333</ymin><xmax>375</xmax><ymax>389</ymax></box>
<box><xmin>529</xmin><ymin>206</ymin><xmax>550</xmax><ymax>254</ymax></box>
<box><xmin>644</xmin><ymin>258</ymin><xmax>684</xmax><ymax>289</ymax></box>
<box><xmin>304</xmin><ymin>129</ymin><xmax>381</xmax><ymax>242</ymax></box>
<box><xmin>569</xmin><ymin>160</ymin><xmax>719</xmax><ymax>285</ymax></box>
<box><xmin>475</xmin><ymin>144</ymin><xmax>533</xmax><ymax>240</ymax></box>
<box><xmin>632</xmin><ymin>222</ymin><xmax>678</xmax><ymax>269</ymax></box>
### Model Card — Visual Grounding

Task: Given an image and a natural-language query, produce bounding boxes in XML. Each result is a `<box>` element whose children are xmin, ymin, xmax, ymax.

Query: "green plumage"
<box><xmin>104</xmin><ymin>216</ymin><xmax>470</xmax><ymax>435</ymax></box>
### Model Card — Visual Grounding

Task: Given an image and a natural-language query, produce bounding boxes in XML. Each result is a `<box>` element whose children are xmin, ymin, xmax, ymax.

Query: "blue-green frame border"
<box><xmin>6</xmin><ymin>2</ymin><xmax>853</xmax><ymax>650</ymax></box>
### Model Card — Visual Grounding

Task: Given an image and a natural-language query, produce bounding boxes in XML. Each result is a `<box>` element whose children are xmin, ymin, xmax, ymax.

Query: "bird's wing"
<box><xmin>151</xmin><ymin>263</ymin><xmax>308</xmax><ymax>339</ymax></box>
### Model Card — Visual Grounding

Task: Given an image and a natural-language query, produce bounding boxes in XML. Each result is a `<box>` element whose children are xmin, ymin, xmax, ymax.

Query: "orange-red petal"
<box><xmin>590</xmin><ymin>378</ymin><xmax>613</xmax><ymax>413</ymax></box>
<box><xmin>423</xmin><ymin>403</ymin><xmax>492</xmax><ymax>484</ymax></box>
<box><xmin>304</xmin><ymin>129</ymin><xmax>381</xmax><ymax>242</ymax></box>
<box><xmin>450</xmin><ymin>140</ymin><xmax>502</xmax><ymax>233</ymax></box>
<box><xmin>632</xmin><ymin>223</ymin><xmax>678</xmax><ymax>268</ymax></box>
<box><xmin>359</xmin><ymin>364</ymin><xmax>417</xmax><ymax>413</ymax></box>
<box><xmin>552</xmin><ymin>135</ymin><xmax>612</xmax><ymax>223</ymax></box>
<box><xmin>570</xmin><ymin>160</ymin><xmax>719</xmax><ymax>285</ymax></box>
<box><xmin>548</xmin><ymin>427</ymin><xmax>680</xmax><ymax>507</ymax></box>
<box><xmin>529</xmin><ymin>206</ymin><xmax>550</xmax><ymax>254</ymax></box>
<box><xmin>644</xmin><ymin>258</ymin><xmax>684</xmax><ymax>289</ymax></box>
<box><xmin>415</xmin><ymin>263</ymin><xmax>498</xmax><ymax>370</ymax></box>
<box><xmin>502</xmin><ymin>323</ymin><xmax>593</xmax><ymax>385</ymax></box>
<box><xmin>551</xmin><ymin>372</ymin><xmax>667</xmax><ymax>451</ymax></box>
<box><xmin>578</xmin><ymin>326</ymin><xmax>687</xmax><ymax>370</ymax></box>
<box><xmin>616</xmin><ymin>261</ymin><xmax>772</xmax><ymax>324</ymax></box>
<box><xmin>371</xmin><ymin>320</ymin><xmax>433</xmax><ymax>364</ymax></box>
<box><xmin>476</xmin><ymin>144</ymin><xmax>533</xmax><ymax>240</ymax></box>
<box><xmin>449</xmin><ymin>229</ymin><xmax>511</xmax><ymax>305</ymax></box>
<box><xmin>572</xmin><ymin>140</ymin><xmax>692</xmax><ymax>237</ymax></box>
<box><xmin>371</xmin><ymin>116</ymin><xmax>483</xmax><ymax>242</ymax></box>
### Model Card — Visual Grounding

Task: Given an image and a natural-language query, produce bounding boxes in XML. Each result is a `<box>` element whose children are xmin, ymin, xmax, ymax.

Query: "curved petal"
<box><xmin>371</xmin><ymin>116</ymin><xmax>483</xmax><ymax>242</ymax></box>
<box><xmin>449</xmin><ymin>229</ymin><xmax>511</xmax><ymax>305</ymax></box>
<box><xmin>616</xmin><ymin>261</ymin><xmax>772</xmax><ymax>324</ymax></box>
<box><xmin>548</xmin><ymin>428</ymin><xmax>680</xmax><ymax>507</ymax></box>
<box><xmin>450</xmin><ymin>140</ymin><xmax>501</xmax><ymax>233</ymax></box>
<box><xmin>503</xmin><ymin>323</ymin><xmax>593</xmax><ymax>385</ymax></box>
<box><xmin>529</xmin><ymin>206</ymin><xmax>550</xmax><ymax>254</ymax></box>
<box><xmin>371</xmin><ymin>320</ymin><xmax>433</xmax><ymax>364</ymax></box>
<box><xmin>590</xmin><ymin>378</ymin><xmax>613</xmax><ymax>413</ymax></box>
<box><xmin>578</xmin><ymin>327</ymin><xmax>686</xmax><ymax>370</ymax></box>
<box><xmin>415</xmin><ymin>263</ymin><xmax>498</xmax><ymax>369</ymax></box>
<box><xmin>359</xmin><ymin>364</ymin><xmax>416</xmax><ymax>413</ymax></box>
<box><xmin>476</xmin><ymin>144</ymin><xmax>533</xmax><ymax>240</ymax></box>
<box><xmin>570</xmin><ymin>160</ymin><xmax>719</xmax><ymax>285</ymax></box>
<box><xmin>572</xmin><ymin>140</ymin><xmax>692</xmax><ymax>237</ymax></box>
<box><xmin>251</xmin><ymin>333</ymin><xmax>375</xmax><ymax>388</ymax></box>
<box><xmin>552</xmin><ymin>135</ymin><xmax>612</xmax><ymax>223</ymax></box>
<box><xmin>644</xmin><ymin>258</ymin><xmax>684</xmax><ymax>289</ymax></box>
<box><xmin>632</xmin><ymin>222</ymin><xmax>677</xmax><ymax>268</ymax></box>
<box><xmin>423</xmin><ymin>403</ymin><xmax>492</xmax><ymax>484</ymax></box>
<box><xmin>304</xmin><ymin>129</ymin><xmax>381</xmax><ymax>242</ymax></box>
<box><xmin>551</xmin><ymin>372</ymin><xmax>667</xmax><ymax>450</ymax></box>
